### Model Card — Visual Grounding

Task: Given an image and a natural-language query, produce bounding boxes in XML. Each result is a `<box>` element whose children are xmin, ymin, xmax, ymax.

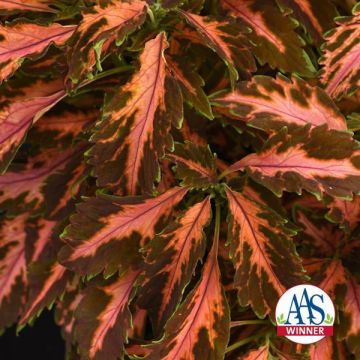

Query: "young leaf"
<box><xmin>212</xmin><ymin>75</ymin><xmax>346</xmax><ymax>132</ymax></box>
<box><xmin>0</xmin><ymin>80</ymin><xmax>65</xmax><ymax>173</ymax></box>
<box><xmin>338</xmin><ymin>276</ymin><xmax>360</xmax><ymax>358</ymax></box>
<box><xmin>0</xmin><ymin>216</ymin><xmax>27</xmax><ymax>329</ymax></box>
<box><xmin>59</xmin><ymin>186</ymin><xmax>188</xmax><ymax>277</ymax></box>
<box><xmin>74</xmin><ymin>270</ymin><xmax>139</xmax><ymax>360</ymax></box>
<box><xmin>88</xmin><ymin>33</ymin><xmax>183</xmax><ymax>195</ymax></box>
<box><xmin>320</xmin><ymin>4</ymin><xmax>360</xmax><ymax>99</ymax></box>
<box><xmin>225</xmin><ymin>126</ymin><xmax>360</xmax><ymax>199</ymax></box>
<box><xmin>0</xmin><ymin>0</ymin><xmax>55</xmax><ymax>13</ymax></box>
<box><xmin>220</xmin><ymin>0</ymin><xmax>315</xmax><ymax>76</ymax></box>
<box><xmin>277</xmin><ymin>0</ymin><xmax>337</xmax><ymax>44</ymax></box>
<box><xmin>138</xmin><ymin>196</ymin><xmax>211</xmax><ymax>332</ymax></box>
<box><xmin>167</xmin><ymin>141</ymin><xmax>217</xmax><ymax>188</ymax></box>
<box><xmin>166</xmin><ymin>55</ymin><xmax>213</xmax><ymax>119</ymax></box>
<box><xmin>225</xmin><ymin>186</ymin><xmax>305</xmax><ymax>318</ymax></box>
<box><xmin>179</xmin><ymin>11</ymin><xmax>256</xmax><ymax>84</ymax></box>
<box><xmin>326</xmin><ymin>196</ymin><xmax>360</xmax><ymax>232</ymax></box>
<box><xmin>295</xmin><ymin>208</ymin><xmax>342</xmax><ymax>256</ymax></box>
<box><xmin>66</xmin><ymin>0</ymin><xmax>147</xmax><ymax>84</ymax></box>
<box><xmin>0</xmin><ymin>23</ymin><xmax>75</xmax><ymax>82</ymax></box>
<box><xmin>148</xmin><ymin>223</ymin><xmax>230</xmax><ymax>360</ymax></box>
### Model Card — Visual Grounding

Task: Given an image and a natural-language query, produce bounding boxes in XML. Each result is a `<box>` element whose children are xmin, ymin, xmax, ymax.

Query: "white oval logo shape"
<box><xmin>276</xmin><ymin>284</ymin><xmax>335</xmax><ymax>344</ymax></box>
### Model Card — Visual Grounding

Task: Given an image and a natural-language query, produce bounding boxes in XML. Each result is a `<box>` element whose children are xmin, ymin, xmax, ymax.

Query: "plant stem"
<box><xmin>225</xmin><ymin>333</ymin><xmax>263</xmax><ymax>354</ymax></box>
<box><xmin>82</xmin><ymin>65</ymin><xmax>134</xmax><ymax>86</ymax></box>
<box><xmin>230</xmin><ymin>320</ymin><xmax>269</xmax><ymax>328</ymax></box>
<box><xmin>147</xmin><ymin>7</ymin><xmax>156</xmax><ymax>27</ymax></box>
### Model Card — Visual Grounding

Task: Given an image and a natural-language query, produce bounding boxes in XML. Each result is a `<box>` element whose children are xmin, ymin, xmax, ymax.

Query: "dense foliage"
<box><xmin>0</xmin><ymin>0</ymin><xmax>359</xmax><ymax>359</ymax></box>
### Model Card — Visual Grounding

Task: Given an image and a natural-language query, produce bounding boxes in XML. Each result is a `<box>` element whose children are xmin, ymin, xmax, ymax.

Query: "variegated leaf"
<box><xmin>18</xmin><ymin>220</ymin><xmax>73</xmax><ymax>326</ymax></box>
<box><xmin>166</xmin><ymin>55</ymin><xmax>213</xmax><ymax>119</ymax></box>
<box><xmin>0</xmin><ymin>0</ymin><xmax>55</xmax><ymax>12</ymax></box>
<box><xmin>55</xmin><ymin>289</ymin><xmax>84</xmax><ymax>355</ymax></box>
<box><xmin>338</xmin><ymin>276</ymin><xmax>360</xmax><ymax>358</ymax></box>
<box><xmin>20</xmin><ymin>262</ymin><xmax>69</xmax><ymax>326</ymax></box>
<box><xmin>225</xmin><ymin>126</ymin><xmax>360</xmax><ymax>199</ymax></box>
<box><xmin>220</xmin><ymin>0</ymin><xmax>315</xmax><ymax>76</ymax></box>
<box><xmin>167</xmin><ymin>142</ymin><xmax>217</xmax><ymax>188</ymax></box>
<box><xmin>179</xmin><ymin>11</ymin><xmax>256</xmax><ymax>84</ymax></box>
<box><xmin>326</xmin><ymin>196</ymin><xmax>360</xmax><ymax>232</ymax></box>
<box><xmin>212</xmin><ymin>75</ymin><xmax>346</xmax><ymax>131</ymax></box>
<box><xmin>0</xmin><ymin>80</ymin><xmax>66</xmax><ymax>174</ymax></box>
<box><xmin>0</xmin><ymin>215</ymin><xmax>27</xmax><ymax>329</ymax></box>
<box><xmin>225</xmin><ymin>186</ymin><xmax>305</xmax><ymax>318</ymax></box>
<box><xmin>0</xmin><ymin>23</ymin><xmax>75</xmax><ymax>82</ymax></box>
<box><xmin>312</xmin><ymin>259</ymin><xmax>347</xmax><ymax>306</ymax></box>
<box><xmin>59</xmin><ymin>186</ymin><xmax>188</xmax><ymax>277</ymax></box>
<box><xmin>320</xmin><ymin>3</ymin><xmax>360</xmax><ymax>99</ymax></box>
<box><xmin>88</xmin><ymin>33</ymin><xmax>183</xmax><ymax>195</ymax></box>
<box><xmin>148</xmin><ymin>229</ymin><xmax>230</xmax><ymax>360</ymax></box>
<box><xmin>75</xmin><ymin>270</ymin><xmax>139</xmax><ymax>360</ymax></box>
<box><xmin>67</xmin><ymin>0</ymin><xmax>147</xmax><ymax>84</ymax></box>
<box><xmin>295</xmin><ymin>208</ymin><xmax>343</xmax><ymax>256</ymax></box>
<box><xmin>277</xmin><ymin>0</ymin><xmax>337</xmax><ymax>44</ymax></box>
<box><xmin>138</xmin><ymin>197</ymin><xmax>211</xmax><ymax>332</ymax></box>
<box><xmin>0</xmin><ymin>147</ymin><xmax>84</xmax><ymax>217</ymax></box>
<box><xmin>241</xmin><ymin>345</ymin><xmax>269</xmax><ymax>360</ymax></box>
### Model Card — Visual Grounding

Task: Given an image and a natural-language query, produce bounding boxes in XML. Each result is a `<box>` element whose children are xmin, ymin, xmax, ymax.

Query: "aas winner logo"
<box><xmin>276</xmin><ymin>284</ymin><xmax>335</xmax><ymax>345</ymax></box>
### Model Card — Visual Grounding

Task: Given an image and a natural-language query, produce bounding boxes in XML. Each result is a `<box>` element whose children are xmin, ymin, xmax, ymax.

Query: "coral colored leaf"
<box><xmin>33</xmin><ymin>110</ymin><xmax>97</xmax><ymax>139</ymax></box>
<box><xmin>19</xmin><ymin>220</ymin><xmax>75</xmax><ymax>327</ymax></box>
<box><xmin>277</xmin><ymin>0</ymin><xmax>337</xmax><ymax>44</ymax></box>
<box><xmin>148</xmin><ymin>234</ymin><xmax>230</xmax><ymax>360</ymax></box>
<box><xmin>0</xmin><ymin>23</ymin><xmax>75</xmax><ymax>82</ymax></box>
<box><xmin>0</xmin><ymin>81</ymin><xmax>66</xmax><ymax>174</ymax></box>
<box><xmin>55</xmin><ymin>290</ymin><xmax>84</xmax><ymax>353</ymax></box>
<box><xmin>309</xmin><ymin>338</ymin><xmax>347</xmax><ymax>360</ymax></box>
<box><xmin>0</xmin><ymin>215</ymin><xmax>27</xmax><ymax>329</ymax></box>
<box><xmin>326</xmin><ymin>196</ymin><xmax>360</xmax><ymax>232</ymax></box>
<box><xmin>241</xmin><ymin>345</ymin><xmax>269</xmax><ymax>360</ymax></box>
<box><xmin>212</xmin><ymin>75</ymin><xmax>346</xmax><ymax>132</ymax></box>
<box><xmin>20</xmin><ymin>262</ymin><xmax>69</xmax><ymax>326</ymax></box>
<box><xmin>138</xmin><ymin>197</ymin><xmax>211</xmax><ymax>332</ymax></box>
<box><xmin>0</xmin><ymin>0</ymin><xmax>54</xmax><ymax>12</ymax></box>
<box><xmin>0</xmin><ymin>147</ymin><xmax>84</xmax><ymax>217</ymax></box>
<box><xmin>225</xmin><ymin>186</ymin><xmax>305</xmax><ymax>318</ymax></box>
<box><xmin>220</xmin><ymin>0</ymin><xmax>315</xmax><ymax>76</ymax></box>
<box><xmin>166</xmin><ymin>55</ymin><xmax>213</xmax><ymax>119</ymax></box>
<box><xmin>59</xmin><ymin>187</ymin><xmax>188</xmax><ymax>277</ymax></box>
<box><xmin>167</xmin><ymin>142</ymin><xmax>217</xmax><ymax>188</ymax></box>
<box><xmin>88</xmin><ymin>33</ymin><xmax>183</xmax><ymax>195</ymax></box>
<box><xmin>179</xmin><ymin>11</ymin><xmax>256</xmax><ymax>84</ymax></box>
<box><xmin>74</xmin><ymin>270</ymin><xmax>139</xmax><ymax>360</ymax></box>
<box><xmin>225</xmin><ymin>126</ymin><xmax>360</xmax><ymax>199</ymax></box>
<box><xmin>67</xmin><ymin>0</ymin><xmax>147</xmax><ymax>84</ymax></box>
<box><xmin>320</xmin><ymin>4</ymin><xmax>360</xmax><ymax>99</ymax></box>
<box><xmin>312</xmin><ymin>259</ymin><xmax>347</xmax><ymax>306</ymax></box>
<box><xmin>338</xmin><ymin>276</ymin><xmax>360</xmax><ymax>358</ymax></box>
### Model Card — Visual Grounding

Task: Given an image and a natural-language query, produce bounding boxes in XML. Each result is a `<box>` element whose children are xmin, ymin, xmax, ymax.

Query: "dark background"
<box><xmin>0</xmin><ymin>310</ymin><xmax>65</xmax><ymax>360</ymax></box>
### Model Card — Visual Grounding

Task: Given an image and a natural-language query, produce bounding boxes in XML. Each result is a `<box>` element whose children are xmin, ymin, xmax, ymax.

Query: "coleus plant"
<box><xmin>0</xmin><ymin>0</ymin><xmax>359</xmax><ymax>359</ymax></box>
